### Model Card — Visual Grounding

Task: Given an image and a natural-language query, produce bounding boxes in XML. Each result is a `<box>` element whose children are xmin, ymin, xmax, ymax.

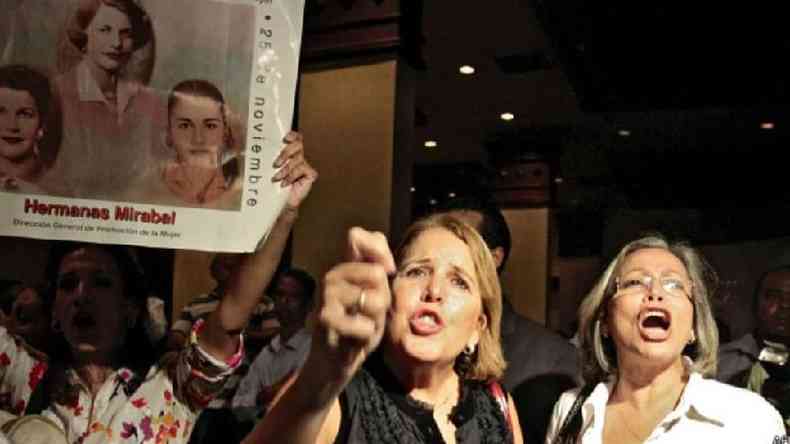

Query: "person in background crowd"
<box><xmin>233</xmin><ymin>268</ymin><xmax>315</xmax><ymax>429</ymax></box>
<box><xmin>434</xmin><ymin>196</ymin><xmax>578</xmax><ymax>444</ymax></box>
<box><xmin>243</xmin><ymin>215</ymin><xmax>523</xmax><ymax>444</ymax></box>
<box><xmin>546</xmin><ymin>235</ymin><xmax>783</xmax><ymax>444</ymax></box>
<box><xmin>718</xmin><ymin>265</ymin><xmax>790</xmax><ymax>431</ymax></box>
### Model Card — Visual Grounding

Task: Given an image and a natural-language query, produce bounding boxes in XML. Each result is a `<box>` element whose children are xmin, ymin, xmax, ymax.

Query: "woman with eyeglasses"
<box><xmin>546</xmin><ymin>235</ymin><xmax>783</xmax><ymax>444</ymax></box>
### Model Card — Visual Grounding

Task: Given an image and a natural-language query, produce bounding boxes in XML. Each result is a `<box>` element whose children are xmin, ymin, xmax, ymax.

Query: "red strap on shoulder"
<box><xmin>488</xmin><ymin>380</ymin><xmax>513</xmax><ymax>435</ymax></box>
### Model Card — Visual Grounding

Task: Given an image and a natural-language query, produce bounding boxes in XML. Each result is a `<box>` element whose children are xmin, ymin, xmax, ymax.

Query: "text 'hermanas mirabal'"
<box><xmin>23</xmin><ymin>199</ymin><xmax>176</xmax><ymax>225</ymax></box>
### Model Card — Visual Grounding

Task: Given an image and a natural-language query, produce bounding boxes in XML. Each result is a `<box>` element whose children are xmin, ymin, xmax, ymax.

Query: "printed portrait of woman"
<box><xmin>123</xmin><ymin>79</ymin><xmax>243</xmax><ymax>209</ymax></box>
<box><xmin>0</xmin><ymin>64</ymin><xmax>61</xmax><ymax>194</ymax></box>
<box><xmin>162</xmin><ymin>79</ymin><xmax>242</xmax><ymax>206</ymax></box>
<box><xmin>46</xmin><ymin>0</ymin><xmax>167</xmax><ymax>200</ymax></box>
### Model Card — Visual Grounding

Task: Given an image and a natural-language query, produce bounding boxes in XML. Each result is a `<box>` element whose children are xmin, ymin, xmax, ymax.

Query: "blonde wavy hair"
<box><xmin>393</xmin><ymin>214</ymin><xmax>507</xmax><ymax>381</ymax></box>
<box><xmin>577</xmin><ymin>235</ymin><xmax>719</xmax><ymax>384</ymax></box>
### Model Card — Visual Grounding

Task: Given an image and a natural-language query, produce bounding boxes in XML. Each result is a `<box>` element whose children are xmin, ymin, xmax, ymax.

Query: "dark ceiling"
<box><xmin>537</xmin><ymin>1</ymin><xmax>790</xmax><ymax>112</ymax></box>
<box><xmin>412</xmin><ymin>0</ymin><xmax>790</xmax><ymax>245</ymax></box>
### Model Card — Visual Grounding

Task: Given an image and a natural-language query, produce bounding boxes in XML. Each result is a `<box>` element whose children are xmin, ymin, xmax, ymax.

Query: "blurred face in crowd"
<box><xmin>55</xmin><ymin>247</ymin><xmax>135</xmax><ymax>357</ymax></box>
<box><xmin>272</xmin><ymin>275</ymin><xmax>308</xmax><ymax>327</ymax></box>
<box><xmin>756</xmin><ymin>270</ymin><xmax>790</xmax><ymax>343</ymax></box>
<box><xmin>385</xmin><ymin>227</ymin><xmax>486</xmax><ymax>368</ymax></box>
<box><xmin>0</xmin><ymin>87</ymin><xmax>42</xmax><ymax>164</ymax></box>
<box><xmin>6</xmin><ymin>287</ymin><xmax>50</xmax><ymax>352</ymax></box>
<box><xmin>84</xmin><ymin>4</ymin><xmax>134</xmax><ymax>73</ymax></box>
<box><xmin>169</xmin><ymin>93</ymin><xmax>226</xmax><ymax>169</ymax></box>
<box><xmin>607</xmin><ymin>248</ymin><xmax>695</xmax><ymax>371</ymax></box>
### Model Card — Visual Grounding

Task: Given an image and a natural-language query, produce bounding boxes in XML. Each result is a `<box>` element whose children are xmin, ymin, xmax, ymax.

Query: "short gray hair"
<box><xmin>577</xmin><ymin>235</ymin><xmax>719</xmax><ymax>384</ymax></box>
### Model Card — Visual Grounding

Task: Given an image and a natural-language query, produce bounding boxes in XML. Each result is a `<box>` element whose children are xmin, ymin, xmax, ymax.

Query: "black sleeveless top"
<box><xmin>335</xmin><ymin>354</ymin><xmax>512</xmax><ymax>444</ymax></box>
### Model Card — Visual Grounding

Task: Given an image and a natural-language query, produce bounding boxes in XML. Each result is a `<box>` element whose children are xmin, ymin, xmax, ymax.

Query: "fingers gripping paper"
<box><xmin>0</xmin><ymin>0</ymin><xmax>305</xmax><ymax>252</ymax></box>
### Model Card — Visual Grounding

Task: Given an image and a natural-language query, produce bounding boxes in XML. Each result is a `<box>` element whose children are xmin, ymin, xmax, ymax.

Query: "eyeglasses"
<box><xmin>614</xmin><ymin>274</ymin><xmax>693</xmax><ymax>300</ymax></box>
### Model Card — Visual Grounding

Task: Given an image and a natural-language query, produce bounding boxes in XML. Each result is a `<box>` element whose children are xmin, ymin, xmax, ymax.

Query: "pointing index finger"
<box><xmin>346</xmin><ymin>227</ymin><xmax>396</xmax><ymax>275</ymax></box>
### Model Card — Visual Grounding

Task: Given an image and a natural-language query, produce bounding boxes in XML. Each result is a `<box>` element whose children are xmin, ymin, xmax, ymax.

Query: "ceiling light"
<box><xmin>554</xmin><ymin>177</ymin><xmax>564</xmax><ymax>184</ymax></box>
<box><xmin>618</xmin><ymin>129</ymin><xmax>631</xmax><ymax>137</ymax></box>
<box><xmin>500</xmin><ymin>112</ymin><xmax>515</xmax><ymax>121</ymax></box>
<box><xmin>448</xmin><ymin>192</ymin><xmax>456</xmax><ymax>198</ymax></box>
<box><xmin>410</xmin><ymin>187</ymin><xmax>416</xmax><ymax>193</ymax></box>
<box><xmin>429</xmin><ymin>198</ymin><xmax>438</xmax><ymax>205</ymax></box>
<box><xmin>459</xmin><ymin>65</ymin><xmax>475</xmax><ymax>75</ymax></box>
<box><xmin>761</xmin><ymin>122</ymin><xmax>775</xmax><ymax>130</ymax></box>
<box><xmin>424</xmin><ymin>140</ymin><xmax>438</xmax><ymax>148</ymax></box>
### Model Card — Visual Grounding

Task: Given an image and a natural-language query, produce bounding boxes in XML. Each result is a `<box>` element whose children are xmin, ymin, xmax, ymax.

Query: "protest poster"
<box><xmin>0</xmin><ymin>0</ymin><xmax>305</xmax><ymax>252</ymax></box>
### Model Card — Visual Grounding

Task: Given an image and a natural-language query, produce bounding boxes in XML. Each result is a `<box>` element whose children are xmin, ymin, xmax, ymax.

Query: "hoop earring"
<box><xmin>454</xmin><ymin>344</ymin><xmax>477</xmax><ymax>379</ymax></box>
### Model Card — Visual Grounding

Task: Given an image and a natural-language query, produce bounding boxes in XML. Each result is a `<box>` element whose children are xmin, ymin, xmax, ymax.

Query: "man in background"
<box><xmin>719</xmin><ymin>266</ymin><xmax>790</xmax><ymax>431</ymax></box>
<box><xmin>232</xmin><ymin>268</ymin><xmax>315</xmax><ymax>432</ymax></box>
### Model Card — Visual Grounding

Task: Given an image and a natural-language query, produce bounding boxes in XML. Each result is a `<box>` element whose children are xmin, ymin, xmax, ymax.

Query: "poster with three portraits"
<box><xmin>0</xmin><ymin>0</ymin><xmax>305</xmax><ymax>252</ymax></box>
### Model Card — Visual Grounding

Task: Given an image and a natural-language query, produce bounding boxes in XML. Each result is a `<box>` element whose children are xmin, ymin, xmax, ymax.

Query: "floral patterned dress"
<box><xmin>0</xmin><ymin>321</ymin><xmax>242</xmax><ymax>443</ymax></box>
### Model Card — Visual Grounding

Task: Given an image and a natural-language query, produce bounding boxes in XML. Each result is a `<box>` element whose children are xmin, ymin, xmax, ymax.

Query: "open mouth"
<box><xmin>409</xmin><ymin>308</ymin><xmax>444</xmax><ymax>335</ymax></box>
<box><xmin>642</xmin><ymin>310</ymin><xmax>670</xmax><ymax>330</ymax></box>
<box><xmin>72</xmin><ymin>311</ymin><xmax>97</xmax><ymax>329</ymax></box>
<box><xmin>639</xmin><ymin>308</ymin><xmax>672</xmax><ymax>340</ymax></box>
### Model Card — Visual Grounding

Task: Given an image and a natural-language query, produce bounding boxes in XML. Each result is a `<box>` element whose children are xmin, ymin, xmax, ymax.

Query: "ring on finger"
<box><xmin>352</xmin><ymin>288</ymin><xmax>366</xmax><ymax>315</ymax></box>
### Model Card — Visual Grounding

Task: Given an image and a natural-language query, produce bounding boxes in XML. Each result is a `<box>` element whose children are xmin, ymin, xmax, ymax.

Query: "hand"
<box><xmin>309</xmin><ymin>228</ymin><xmax>396</xmax><ymax>392</ymax></box>
<box><xmin>272</xmin><ymin>131</ymin><xmax>317</xmax><ymax>211</ymax></box>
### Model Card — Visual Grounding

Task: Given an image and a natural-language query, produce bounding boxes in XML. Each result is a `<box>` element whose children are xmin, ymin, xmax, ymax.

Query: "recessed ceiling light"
<box><xmin>459</xmin><ymin>65</ymin><xmax>475</xmax><ymax>75</ymax></box>
<box><xmin>761</xmin><ymin>122</ymin><xmax>775</xmax><ymax>130</ymax></box>
<box><xmin>410</xmin><ymin>187</ymin><xmax>416</xmax><ymax>193</ymax></box>
<box><xmin>448</xmin><ymin>192</ymin><xmax>456</xmax><ymax>198</ymax></box>
<box><xmin>424</xmin><ymin>140</ymin><xmax>438</xmax><ymax>148</ymax></box>
<box><xmin>500</xmin><ymin>112</ymin><xmax>515</xmax><ymax>121</ymax></box>
<box><xmin>618</xmin><ymin>129</ymin><xmax>631</xmax><ymax>137</ymax></box>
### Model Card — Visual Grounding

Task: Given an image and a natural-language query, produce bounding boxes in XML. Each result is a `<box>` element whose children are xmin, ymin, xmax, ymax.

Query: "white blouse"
<box><xmin>546</xmin><ymin>371</ymin><xmax>785</xmax><ymax>444</ymax></box>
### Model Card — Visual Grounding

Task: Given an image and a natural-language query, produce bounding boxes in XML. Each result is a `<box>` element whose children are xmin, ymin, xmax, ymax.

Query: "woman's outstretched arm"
<box><xmin>199</xmin><ymin>132</ymin><xmax>317</xmax><ymax>362</ymax></box>
<box><xmin>242</xmin><ymin>227</ymin><xmax>396</xmax><ymax>444</ymax></box>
